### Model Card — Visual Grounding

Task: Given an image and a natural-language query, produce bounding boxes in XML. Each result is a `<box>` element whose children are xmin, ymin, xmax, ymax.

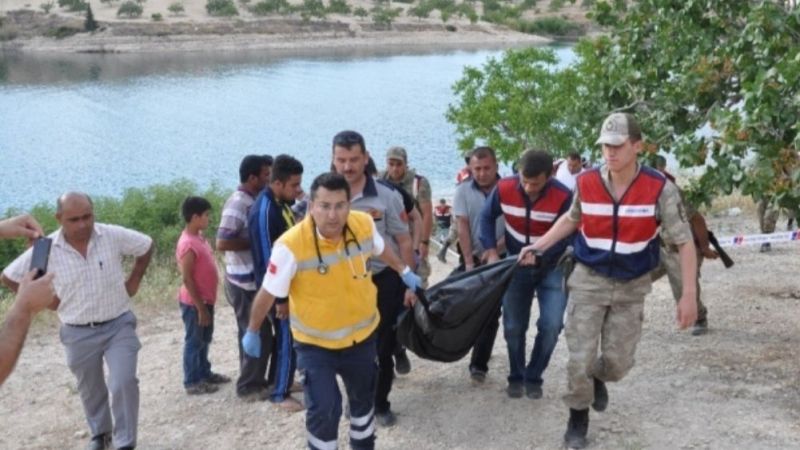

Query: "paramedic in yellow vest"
<box><xmin>242</xmin><ymin>172</ymin><xmax>421</xmax><ymax>450</ymax></box>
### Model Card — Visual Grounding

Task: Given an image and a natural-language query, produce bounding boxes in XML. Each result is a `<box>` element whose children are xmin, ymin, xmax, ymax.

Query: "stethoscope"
<box><xmin>311</xmin><ymin>219</ymin><xmax>370</xmax><ymax>279</ymax></box>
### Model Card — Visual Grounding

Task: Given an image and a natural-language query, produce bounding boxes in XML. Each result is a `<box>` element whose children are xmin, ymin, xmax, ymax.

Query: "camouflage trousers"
<box><xmin>562</xmin><ymin>263</ymin><xmax>651</xmax><ymax>410</ymax></box>
<box><xmin>650</xmin><ymin>246</ymin><xmax>707</xmax><ymax>322</ymax></box>
<box><xmin>417</xmin><ymin>256</ymin><xmax>431</xmax><ymax>289</ymax></box>
<box><xmin>757</xmin><ymin>199</ymin><xmax>781</xmax><ymax>234</ymax></box>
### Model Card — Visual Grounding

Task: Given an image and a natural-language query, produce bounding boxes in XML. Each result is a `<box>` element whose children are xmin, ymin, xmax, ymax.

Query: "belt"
<box><xmin>67</xmin><ymin>319</ymin><xmax>114</xmax><ymax>328</ymax></box>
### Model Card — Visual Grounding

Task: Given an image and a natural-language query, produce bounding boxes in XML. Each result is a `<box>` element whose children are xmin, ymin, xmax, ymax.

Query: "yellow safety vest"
<box><xmin>280</xmin><ymin>211</ymin><xmax>380</xmax><ymax>349</ymax></box>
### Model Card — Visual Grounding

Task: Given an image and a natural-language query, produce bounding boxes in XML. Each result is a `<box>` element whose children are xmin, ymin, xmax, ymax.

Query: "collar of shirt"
<box><xmin>470</xmin><ymin>174</ymin><xmax>500</xmax><ymax>196</ymax></box>
<box><xmin>52</xmin><ymin>225</ymin><xmax>103</xmax><ymax>252</ymax></box>
<box><xmin>600</xmin><ymin>163</ymin><xmax>642</xmax><ymax>190</ymax></box>
<box><xmin>351</xmin><ymin>176</ymin><xmax>379</xmax><ymax>202</ymax></box>
<box><xmin>514</xmin><ymin>175</ymin><xmax>556</xmax><ymax>205</ymax></box>
<box><xmin>237</xmin><ymin>185</ymin><xmax>257</xmax><ymax>198</ymax></box>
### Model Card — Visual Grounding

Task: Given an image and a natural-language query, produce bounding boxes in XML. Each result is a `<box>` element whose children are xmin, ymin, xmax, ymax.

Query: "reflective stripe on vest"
<box><xmin>496</xmin><ymin>176</ymin><xmax>570</xmax><ymax>245</ymax></box>
<box><xmin>290</xmin><ymin>312</ymin><xmax>378</xmax><ymax>341</ymax></box>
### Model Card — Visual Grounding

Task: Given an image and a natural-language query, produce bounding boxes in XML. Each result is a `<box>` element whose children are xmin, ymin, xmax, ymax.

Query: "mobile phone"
<box><xmin>29</xmin><ymin>237</ymin><xmax>52</xmax><ymax>280</ymax></box>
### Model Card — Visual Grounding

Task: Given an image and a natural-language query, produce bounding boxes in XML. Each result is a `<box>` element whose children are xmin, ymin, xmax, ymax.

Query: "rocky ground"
<box><xmin>1</xmin><ymin>212</ymin><xmax>799</xmax><ymax>449</ymax></box>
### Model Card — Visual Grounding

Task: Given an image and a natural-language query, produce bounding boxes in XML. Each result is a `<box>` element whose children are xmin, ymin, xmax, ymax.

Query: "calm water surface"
<box><xmin>0</xmin><ymin>46</ymin><xmax>576</xmax><ymax>210</ymax></box>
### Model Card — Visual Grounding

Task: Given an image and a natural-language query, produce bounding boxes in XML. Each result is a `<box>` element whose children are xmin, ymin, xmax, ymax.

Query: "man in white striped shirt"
<box><xmin>2</xmin><ymin>192</ymin><xmax>153</xmax><ymax>450</ymax></box>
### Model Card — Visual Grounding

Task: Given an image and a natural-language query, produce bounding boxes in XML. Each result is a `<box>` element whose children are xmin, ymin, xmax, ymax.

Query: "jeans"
<box><xmin>502</xmin><ymin>265</ymin><xmax>567</xmax><ymax>386</ymax></box>
<box><xmin>180</xmin><ymin>303</ymin><xmax>215</xmax><ymax>387</ymax></box>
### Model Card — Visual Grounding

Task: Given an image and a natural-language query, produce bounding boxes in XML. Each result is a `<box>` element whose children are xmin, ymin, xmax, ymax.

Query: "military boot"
<box><xmin>564</xmin><ymin>408</ymin><xmax>589</xmax><ymax>449</ymax></box>
<box><xmin>437</xmin><ymin>242</ymin><xmax>450</xmax><ymax>262</ymax></box>
<box><xmin>591</xmin><ymin>377</ymin><xmax>608</xmax><ymax>412</ymax></box>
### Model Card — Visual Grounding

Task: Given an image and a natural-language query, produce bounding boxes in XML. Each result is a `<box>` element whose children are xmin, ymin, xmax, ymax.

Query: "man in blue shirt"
<box><xmin>249</xmin><ymin>154</ymin><xmax>305</xmax><ymax>412</ymax></box>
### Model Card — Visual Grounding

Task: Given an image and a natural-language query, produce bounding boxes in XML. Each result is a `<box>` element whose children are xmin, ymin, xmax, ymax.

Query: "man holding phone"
<box><xmin>0</xmin><ymin>214</ymin><xmax>56</xmax><ymax>386</ymax></box>
<box><xmin>1</xmin><ymin>193</ymin><xmax>153</xmax><ymax>450</ymax></box>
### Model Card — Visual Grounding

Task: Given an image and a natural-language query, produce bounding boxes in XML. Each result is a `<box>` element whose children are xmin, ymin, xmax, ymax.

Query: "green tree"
<box><xmin>299</xmin><ymin>0</ymin><xmax>326</xmax><ymax>21</ymax></box>
<box><xmin>206</xmin><ymin>0</ymin><xmax>238</xmax><ymax>16</ymax></box>
<box><xmin>40</xmin><ymin>1</ymin><xmax>55</xmax><ymax>13</ymax></box>
<box><xmin>447</xmin><ymin>47</ymin><xmax>578</xmax><ymax>162</ymax></box>
<box><xmin>167</xmin><ymin>1</ymin><xmax>184</xmax><ymax>15</ymax></box>
<box><xmin>326</xmin><ymin>0</ymin><xmax>351</xmax><ymax>15</ymax></box>
<box><xmin>449</xmin><ymin>1</ymin><xmax>800</xmax><ymax>214</ymax></box>
<box><xmin>371</xmin><ymin>5</ymin><xmax>401</xmax><ymax>28</ymax></box>
<box><xmin>85</xmin><ymin>3</ymin><xmax>98</xmax><ymax>31</ymax></box>
<box><xmin>407</xmin><ymin>2</ymin><xmax>432</xmax><ymax>21</ymax></box>
<box><xmin>353</xmin><ymin>6</ymin><xmax>368</xmax><ymax>18</ymax></box>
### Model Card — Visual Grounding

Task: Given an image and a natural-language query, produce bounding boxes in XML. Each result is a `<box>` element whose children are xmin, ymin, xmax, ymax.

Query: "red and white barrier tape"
<box><xmin>716</xmin><ymin>231</ymin><xmax>800</xmax><ymax>248</ymax></box>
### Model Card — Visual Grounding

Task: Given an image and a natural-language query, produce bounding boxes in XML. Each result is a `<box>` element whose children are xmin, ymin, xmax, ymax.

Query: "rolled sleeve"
<box><xmin>658</xmin><ymin>181</ymin><xmax>693</xmax><ymax>246</ymax></box>
<box><xmin>567</xmin><ymin>186</ymin><xmax>582</xmax><ymax>222</ymax></box>
<box><xmin>262</xmin><ymin>243</ymin><xmax>297</xmax><ymax>298</ymax></box>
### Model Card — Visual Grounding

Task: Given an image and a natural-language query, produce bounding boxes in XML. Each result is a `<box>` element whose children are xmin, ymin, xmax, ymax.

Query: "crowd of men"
<box><xmin>0</xmin><ymin>115</ymin><xmax>793</xmax><ymax>450</ymax></box>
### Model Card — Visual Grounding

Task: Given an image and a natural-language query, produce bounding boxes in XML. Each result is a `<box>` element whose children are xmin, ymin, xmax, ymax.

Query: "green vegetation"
<box><xmin>167</xmin><ymin>1</ymin><xmax>184</xmax><ymax>15</ymax></box>
<box><xmin>299</xmin><ymin>0</ymin><xmax>326</xmax><ymax>21</ymax></box>
<box><xmin>353</xmin><ymin>6</ymin><xmax>368</xmax><ymax>18</ymax></box>
<box><xmin>448</xmin><ymin>1</ymin><xmax>800</xmax><ymax>213</ymax></box>
<box><xmin>58</xmin><ymin>0</ymin><xmax>88</xmax><ymax>12</ymax></box>
<box><xmin>44</xmin><ymin>25</ymin><xmax>80</xmax><ymax>38</ymax></box>
<box><xmin>514</xmin><ymin>16</ymin><xmax>581</xmax><ymax>36</ymax></box>
<box><xmin>85</xmin><ymin>3</ymin><xmax>98</xmax><ymax>31</ymax></box>
<box><xmin>206</xmin><ymin>0</ymin><xmax>238</xmax><ymax>16</ymax></box>
<box><xmin>0</xmin><ymin>180</ymin><xmax>229</xmax><ymax>270</ymax></box>
<box><xmin>40</xmin><ymin>1</ymin><xmax>55</xmax><ymax>13</ymax></box>
<box><xmin>151</xmin><ymin>12</ymin><xmax>163</xmax><ymax>21</ymax></box>
<box><xmin>250</xmin><ymin>0</ymin><xmax>290</xmax><ymax>16</ymax></box>
<box><xmin>326</xmin><ymin>0</ymin><xmax>351</xmax><ymax>15</ymax></box>
<box><xmin>117</xmin><ymin>1</ymin><xmax>144</xmax><ymax>17</ymax></box>
<box><xmin>371</xmin><ymin>5</ymin><xmax>402</xmax><ymax>28</ymax></box>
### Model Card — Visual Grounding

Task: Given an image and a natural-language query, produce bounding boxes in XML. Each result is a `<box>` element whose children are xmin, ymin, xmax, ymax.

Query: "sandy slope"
<box><xmin>1</xmin><ymin>213</ymin><xmax>799</xmax><ymax>449</ymax></box>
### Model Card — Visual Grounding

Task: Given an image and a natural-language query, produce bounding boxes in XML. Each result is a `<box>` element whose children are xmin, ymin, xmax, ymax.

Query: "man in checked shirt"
<box><xmin>2</xmin><ymin>192</ymin><xmax>153</xmax><ymax>450</ymax></box>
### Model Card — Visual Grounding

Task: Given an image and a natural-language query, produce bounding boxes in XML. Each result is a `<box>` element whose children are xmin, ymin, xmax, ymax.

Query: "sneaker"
<box><xmin>760</xmin><ymin>242</ymin><xmax>771</xmax><ymax>253</ymax></box>
<box><xmin>237</xmin><ymin>388</ymin><xmax>270</xmax><ymax>403</ymax></box>
<box><xmin>506</xmin><ymin>381</ymin><xmax>524</xmax><ymax>398</ymax></box>
<box><xmin>691</xmin><ymin>319</ymin><xmax>709</xmax><ymax>336</ymax></box>
<box><xmin>591</xmin><ymin>377</ymin><xmax>608</xmax><ymax>412</ymax></box>
<box><xmin>525</xmin><ymin>383</ymin><xmax>543</xmax><ymax>399</ymax></box>
<box><xmin>186</xmin><ymin>382</ymin><xmax>219</xmax><ymax>395</ymax></box>
<box><xmin>274</xmin><ymin>395</ymin><xmax>304</xmax><ymax>413</ymax></box>
<box><xmin>469</xmin><ymin>368</ymin><xmax>487</xmax><ymax>384</ymax></box>
<box><xmin>395</xmin><ymin>350</ymin><xmax>412</xmax><ymax>375</ymax></box>
<box><xmin>205</xmin><ymin>372</ymin><xmax>231</xmax><ymax>384</ymax></box>
<box><xmin>376</xmin><ymin>410</ymin><xmax>397</xmax><ymax>427</ymax></box>
<box><xmin>564</xmin><ymin>408</ymin><xmax>589</xmax><ymax>449</ymax></box>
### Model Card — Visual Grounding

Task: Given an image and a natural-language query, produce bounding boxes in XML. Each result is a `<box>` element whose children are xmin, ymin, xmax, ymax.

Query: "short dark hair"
<box><xmin>567</xmin><ymin>152</ymin><xmax>581</xmax><ymax>161</ymax></box>
<box><xmin>181</xmin><ymin>196</ymin><xmax>212</xmax><ymax>223</ymax></box>
<box><xmin>469</xmin><ymin>146</ymin><xmax>497</xmax><ymax>162</ymax></box>
<box><xmin>271</xmin><ymin>154</ymin><xmax>303</xmax><ymax>183</ymax></box>
<box><xmin>332</xmin><ymin>130</ymin><xmax>366</xmax><ymax>153</ymax></box>
<box><xmin>239</xmin><ymin>154</ymin><xmax>271</xmax><ymax>183</ymax></box>
<box><xmin>310</xmin><ymin>172</ymin><xmax>350</xmax><ymax>201</ymax></box>
<box><xmin>365</xmin><ymin>157</ymin><xmax>378</xmax><ymax>176</ymax></box>
<box><xmin>518</xmin><ymin>149</ymin><xmax>553</xmax><ymax>178</ymax></box>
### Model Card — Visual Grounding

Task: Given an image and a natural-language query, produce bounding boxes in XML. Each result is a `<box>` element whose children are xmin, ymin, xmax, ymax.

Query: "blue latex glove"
<box><xmin>401</xmin><ymin>266</ymin><xmax>422</xmax><ymax>291</ymax></box>
<box><xmin>242</xmin><ymin>330</ymin><xmax>261</xmax><ymax>358</ymax></box>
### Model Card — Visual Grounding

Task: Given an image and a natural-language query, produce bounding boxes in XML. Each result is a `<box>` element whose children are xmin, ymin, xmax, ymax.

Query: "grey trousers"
<box><xmin>59</xmin><ymin>311</ymin><xmax>141</xmax><ymax>448</ymax></box>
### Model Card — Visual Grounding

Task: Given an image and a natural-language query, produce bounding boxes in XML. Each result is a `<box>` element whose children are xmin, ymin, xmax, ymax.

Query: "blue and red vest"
<box><xmin>493</xmin><ymin>176</ymin><xmax>572</xmax><ymax>264</ymax></box>
<box><xmin>573</xmin><ymin>167</ymin><xmax>666</xmax><ymax>280</ymax></box>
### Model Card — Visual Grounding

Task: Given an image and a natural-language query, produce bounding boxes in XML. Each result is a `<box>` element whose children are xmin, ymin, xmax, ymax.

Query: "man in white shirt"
<box><xmin>2</xmin><ymin>193</ymin><xmax>153</xmax><ymax>450</ymax></box>
<box><xmin>554</xmin><ymin>152</ymin><xmax>585</xmax><ymax>192</ymax></box>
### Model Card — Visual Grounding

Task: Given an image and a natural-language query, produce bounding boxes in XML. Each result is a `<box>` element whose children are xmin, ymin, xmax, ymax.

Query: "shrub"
<box><xmin>353</xmin><ymin>6</ymin><xmax>368</xmax><ymax>18</ymax></box>
<box><xmin>117</xmin><ymin>0</ymin><xmax>143</xmax><ymax>17</ymax></box>
<box><xmin>45</xmin><ymin>25</ymin><xmax>80</xmax><ymax>38</ymax></box>
<box><xmin>206</xmin><ymin>0</ymin><xmax>238</xmax><ymax>16</ymax></box>
<box><xmin>371</xmin><ymin>5</ymin><xmax>401</xmax><ymax>27</ymax></box>
<box><xmin>250</xmin><ymin>0</ymin><xmax>290</xmax><ymax>15</ymax></box>
<box><xmin>326</xmin><ymin>0</ymin><xmax>350</xmax><ymax>15</ymax></box>
<box><xmin>58</xmin><ymin>0</ymin><xmax>88</xmax><ymax>12</ymax></box>
<box><xmin>40</xmin><ymin>1</ymin><xmax>55</xmax><ymax>13</ymax></box>
<box><xmin>167</xmin><ymin>1</ymin><xmax>184</xmax><ymax>15</ymax></box>
<box><xmin>299</xmin><ymin>0</ymin><xmax>326</xmax><ymax>21</ymax></box>
<box><xmin>151</xmin><ymin>12</ymin><xmax>163</xmax><ymax>20</ymax></box>
<box><xmin>407</xmin><ymin>3</ymin><xmax>431</xmax><ymax>21</ymax></box>
<box><xmin>548</xmin><ymin>0</ymin><xmax>565</xmax><ymax>12</ymax></box>
<box><xmin>0</xmin><ymin>180</ymin><xmax>230</xmax><ymax>270</ymax></box>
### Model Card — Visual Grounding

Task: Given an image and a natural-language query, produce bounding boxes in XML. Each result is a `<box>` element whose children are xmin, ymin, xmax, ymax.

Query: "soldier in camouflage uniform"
<box><xmin>380</xmin><ymin>146</ymin><xmax>433</xmax><ymax>376</ymax></box>
<box><xmin>518</xmin><ymin>113</ymin><xmax>698</xmax><ymax>449</ymax></box>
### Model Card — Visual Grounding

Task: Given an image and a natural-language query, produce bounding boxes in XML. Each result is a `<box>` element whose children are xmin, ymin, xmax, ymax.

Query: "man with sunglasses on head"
<box><xmin>243</xmin><ymin>173</ymin><xmax>420</xmax><ymax>450</ymax></box>
<box><xmin>329</xmin><ymin>130</ymin><xmax>417</xmax><ymax>428</ymax></box>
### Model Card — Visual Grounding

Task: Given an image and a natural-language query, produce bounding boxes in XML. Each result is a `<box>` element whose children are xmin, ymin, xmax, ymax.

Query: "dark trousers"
<box><xmin>296</xmin><ymin>336</ymin><xmax>377</xmax><ymax>450</ymax></box>
<box><xmin>225</xmin><ymin>280</ymin><xmax>272</xmax><ymax>396</ymax></box>
<box><xmin>180</xmin><ymin>303</ymin><xmax>215</xmax><ymax>387</ymax></box>
<box><xmin>268</xmin><ymin>316</ymin><xmax>297</xmax><ymax>402</ymax></box>
<box><xmin>372</xmin><ymin>269</ymin><xmax>405</xmax><ymax>414</ymax></box>
<box><xmin>450</xmin><ymin>257</ymin><xmax>502</xmax><ymax>375</ymax></box>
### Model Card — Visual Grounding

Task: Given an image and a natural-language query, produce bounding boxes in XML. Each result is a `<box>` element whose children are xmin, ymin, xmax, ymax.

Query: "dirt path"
<box><xmin>1</xmin><ymin>222</ymin><xmax>799</xmax><ymax>449</ymax></box>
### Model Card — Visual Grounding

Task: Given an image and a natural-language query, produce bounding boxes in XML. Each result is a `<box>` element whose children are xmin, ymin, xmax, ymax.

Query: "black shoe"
<box><xmin>395</xmin><ymin>350</ymin><xmax>411</xmax><ymax>375</ymax></box>
<box><xmin>564</xmin><ymin>408</ymin><xmax>589</xmax><ymax>449</ymax></box>
<box><xmin>691</xmin><ymin>319</ymin><xmax>709</xmax><ymax>336</ymax></box>
<box><xmin>437</xmin><ymin>244</ymin><xmax>449</xmax><ymax>263</ymax></box>
<box><xmin>376</xmin><ymin>410</ymin><xmax>397</xmax><ymax>427</ymax></box>
<box><xmin>205</xmin><ymin>372</ymin><xmax>231</xmax><ymax>384</ymax></box>
<box><xmin>591</xmin><ymin>377</ymin><xmax>608</xmax><ymax>412</ymax></box>
<box><xmin>506</xmin><ymin>381</ymin><xmax>524</xmax><ymax>398</ymax></box>
<box><xmin>525</xmin><ymin>383</ymin><xmax>543</xmax><ymax>399</ymax></box>
<box><xmin>760</xmin><ymin>242</ymin><xmax>771</xmax><ymax>253</ymax></box>
<box><xmin>86</xmin><ymin>433</ymin><xmax>111</xmax><ymax>450</ymax></box>
<box><xmin>469</xmin><ymin>368</ymin><xmax>487</xmax><ymax>384</ymax></box>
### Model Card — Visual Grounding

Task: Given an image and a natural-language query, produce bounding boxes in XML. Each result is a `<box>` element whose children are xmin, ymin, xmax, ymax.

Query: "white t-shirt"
<box><xmin>555</xmin><ymin>161</ymin><xmax>583</xmax><ymax>192</ymax></box>
<box><xmin>262</xmin><ymin>220</ymin><xmax>385</xmax><ymax>297</ymax></box>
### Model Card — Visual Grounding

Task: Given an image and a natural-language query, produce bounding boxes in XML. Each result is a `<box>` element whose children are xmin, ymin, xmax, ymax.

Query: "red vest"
<box><xmin>573</xmin><ymin>167</ymin><xmax>666</xmax><ymax>280</ymax></box>
<box><xmin>497</xmin><ymin>176</ymin><xmax>571</xmax><ymax>246</ymax></box>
